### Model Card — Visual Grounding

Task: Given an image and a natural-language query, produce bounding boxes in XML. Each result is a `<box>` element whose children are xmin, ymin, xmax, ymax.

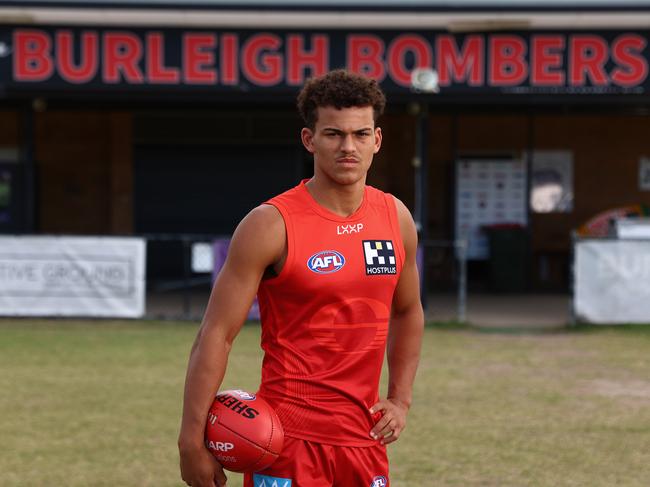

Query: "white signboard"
<box><xmin>575</xmin><ymin>239</ymin><xmax>650</xmax><ymax>324</ymax></box>
<box><xmin>0</xmin><ymin>236</ymin><xmax>146</xmax><ymax>318</ymax></box>
<box><xmin>455</xmin><ymin>159</ymin><xmax>527</xmax><ymax>259</ymax></box>
<box><xmin>191</xmin><ymin>242</ymin><xmax>213</xmax><ymax>273</ymax></box>
<box><xmin>616</xmin><ymin>218</ymin><xmax>650</xmax><ymax>239</ymax></box>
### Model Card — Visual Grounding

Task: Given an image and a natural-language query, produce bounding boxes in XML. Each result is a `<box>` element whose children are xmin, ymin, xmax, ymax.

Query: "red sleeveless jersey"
<box><xmin>257</xmin><ymin>179</ymin><xmax>404</xmax><ymax>446</ymax></box>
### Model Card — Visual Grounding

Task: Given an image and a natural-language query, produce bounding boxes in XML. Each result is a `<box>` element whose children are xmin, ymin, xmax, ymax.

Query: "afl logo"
<box><xmin>307</xmin><ymin>250</ymin><xmax>346</xmax><ymax>274</ymax></box>
<box><xmin>230</xmin><ymin>389</ymin><xmax>256</xmax><ymax>401</ymax></box>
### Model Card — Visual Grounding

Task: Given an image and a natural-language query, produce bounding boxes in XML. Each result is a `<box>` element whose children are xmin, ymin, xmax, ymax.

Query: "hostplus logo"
<box><xmin>363</xmin><ymin>240</ymin><xmax>396</xmax><ymax>275</ymax></box>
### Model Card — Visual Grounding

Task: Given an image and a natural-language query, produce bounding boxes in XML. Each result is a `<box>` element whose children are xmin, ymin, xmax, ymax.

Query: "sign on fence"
<box><xmin>574</xmin><ymin>239</ymin><xmax>650</xmax><ymax>324</ymax></box>
<box><xmin>0</xmin><ymin>236</ymin><xmax>146</xmax><ymax>318</ymax></box>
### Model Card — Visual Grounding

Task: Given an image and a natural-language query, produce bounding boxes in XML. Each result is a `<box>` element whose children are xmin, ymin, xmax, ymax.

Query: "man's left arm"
<box><xmin>370</xmin><ymin>197</ymin><xmax>425</xmax><ymax>445</ymax></box>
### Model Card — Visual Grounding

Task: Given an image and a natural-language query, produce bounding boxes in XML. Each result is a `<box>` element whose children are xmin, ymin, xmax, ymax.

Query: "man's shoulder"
<box><xmin>229</xmin><ymin>204</ymin><xmax>286</xmax><ymax>263</ymax></box>
<box><xmin>242</xmin><ymin>204</ymin><xmax>285</xmax><ymax>230</ymax></box>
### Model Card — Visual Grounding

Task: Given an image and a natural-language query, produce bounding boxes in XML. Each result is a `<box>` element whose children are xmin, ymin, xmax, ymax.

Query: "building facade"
<box><xmin>1</xmin><ymin>0</ymin><xmax>650</xmax><ymax>290</ymax></box>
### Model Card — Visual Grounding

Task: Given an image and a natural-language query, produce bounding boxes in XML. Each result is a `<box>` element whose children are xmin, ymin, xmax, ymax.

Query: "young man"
<box><xmin>179</xmin><ymin>70</ymin><xmax>424</xmax><ymax>487</ymax></box>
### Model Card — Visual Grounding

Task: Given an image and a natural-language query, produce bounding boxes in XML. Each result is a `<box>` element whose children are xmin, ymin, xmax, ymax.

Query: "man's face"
<box><xmin>301</xmin><ymin>106</ymin><xmax>382</xmax><ymax>186</ymax></box>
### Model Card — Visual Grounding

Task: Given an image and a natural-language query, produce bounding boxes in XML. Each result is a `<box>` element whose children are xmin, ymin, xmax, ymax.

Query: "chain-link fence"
<box><xmin>420</xmin><ymin>239</ymin><xmax>468</xmax><ymax>323</ymax></box>
<box><xmin>144</xmin><ymin>234</ymin><xmax>217</xmax><ymax>321</ymax></box>
<box><xmin>143</xmin><ymin>235</ymin><xmax>468</xmax><ymax>323</ymax></box>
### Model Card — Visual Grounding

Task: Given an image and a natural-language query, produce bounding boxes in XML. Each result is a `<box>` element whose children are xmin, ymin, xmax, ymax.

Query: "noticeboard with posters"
<box><xmin>455</xmin><ymin>159</ymin><xmax>528</xmax><ymax>259</ymax></box>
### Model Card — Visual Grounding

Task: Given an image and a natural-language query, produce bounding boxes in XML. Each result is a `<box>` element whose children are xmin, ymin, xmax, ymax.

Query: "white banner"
<box><xmin>575</xmin><ymin>240</ymin><xmax>650</xmax><ymax>324</ymax></box>
<box><xmin>0</xmin><ymin>236</ymin><xmax>146</xmax><ymax>318</ymax></box>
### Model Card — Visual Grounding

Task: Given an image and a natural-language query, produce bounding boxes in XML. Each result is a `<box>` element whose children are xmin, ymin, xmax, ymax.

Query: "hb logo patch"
<box><xmin>253</xmin><ymin>474</ymin><xmax>292</xmax><ymax>487</ymax></box>
<box><xmin>363</xmin><ymin>240</ymin><xmax>397</xmax><ymax>275</ymax></box>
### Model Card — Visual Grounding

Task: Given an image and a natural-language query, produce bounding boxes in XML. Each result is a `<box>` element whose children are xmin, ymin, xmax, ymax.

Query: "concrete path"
<box><xmin>426</xmin><ymin>293</ymin><xmax>572</xmax><ymax>329</ymax></box>
<box><xmin>147</xmin><ymin>290</ymin><xmax>573</xmax><ymax>330</ymax></box>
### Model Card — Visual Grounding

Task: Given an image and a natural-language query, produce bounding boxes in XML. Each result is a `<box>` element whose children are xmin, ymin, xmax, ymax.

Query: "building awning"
<box><xmin>3</xmin><ymin>0</ymin><xmax>650</xmax><ymax>10</ymax></box>
<box><xmin>2</xmin><ymin>0</ymin><xmax>650</xmax><ymax>28</ymax></box>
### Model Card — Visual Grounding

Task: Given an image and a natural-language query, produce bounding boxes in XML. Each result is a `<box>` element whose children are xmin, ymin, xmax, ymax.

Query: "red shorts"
<box><xmin>243</xmin><ymin>435</ymin><xmax>389</xmax><ymax>487</ymax></box>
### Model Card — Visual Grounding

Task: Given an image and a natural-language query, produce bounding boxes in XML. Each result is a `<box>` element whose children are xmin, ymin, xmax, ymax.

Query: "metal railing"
<box><xmin>142</xmin><ymin>233</ymin><xmax>218</xmax><ymax>321</ymax></box>
<box><xmin>141</xmin><ymin>234</ymin><xmax>469</xmax><ymax>323</ymax></box>
<box><xmin>420</xmin><ymin>239</ymin><xmax>468</xmax><ymax>323</ymax></box>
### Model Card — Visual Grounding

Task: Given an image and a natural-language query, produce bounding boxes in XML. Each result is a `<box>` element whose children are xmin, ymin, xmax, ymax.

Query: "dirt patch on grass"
<box><xmin>580</xmin><ymin>379</ymin><xmax>650</xmax><ymax>408</ymax></box>
<box><xmin>588</xmin><ymin>379</ymin><xmax>650</xmax><ymax>399</ymax></box>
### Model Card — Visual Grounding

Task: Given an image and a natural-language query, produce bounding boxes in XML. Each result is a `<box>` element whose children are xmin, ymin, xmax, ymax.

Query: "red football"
<box><xmin>204</xmin><ymin>389</ymin><xmax>284</xmax><ymax>473</ymax></box>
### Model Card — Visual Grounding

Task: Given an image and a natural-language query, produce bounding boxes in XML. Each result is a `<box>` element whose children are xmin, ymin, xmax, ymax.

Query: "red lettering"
<box><xmin>56</xmin><ymin>30</ymin><xmax>98</xmax><ymax>84</ymax></box>
<box><xmin>569</xmin><ymin>35</ymin><xmax>609</xmax><ymax>86</ymax></box>
<box><xmin>611</xmin><ymin>34</ymin><xmax>648</xmax><ymax>87</ymax></box>
<box><xmin>531</xmin><ymin>35</ymin><xmax>565</xmax><ymax>86</ymax></box>
<box><xmin>220</xmin><ymin>33</ymin><xmax>239</xmax><ymax>85</ymax></box>
<box><xmin>242</xmin><ymin>34</ymin><xmax>283</xmax><ymax>86</ymax></box>
<box><xmin>146</xmin><ymin>32</ymin><xmax>179</xmax><ymax>83</ymax></box>
<box><xmin>287</xmin><ymin>34</ymin><xmax>328</xmax><ymax>85</ymax></box>
<box><xmin>13</xmin><ymin>30</ymin><xmax>54</xmax><ymax>82</ymax></box>
<box><xmin>387</xmin><ymin>35</ymin><xmax>433</xmax><ymax>87</ymax></box>
<box><xmin>183</xmin><ymin>33</ymin><xmax>217</xmax><ymax>84</ymax></box>
<box><xmin>436</xmin><ymin>35</ymin><xmax>483</xmax><ymax>86</ymax></box>
<box><xmin>346</xmin><ymin>35</ymin><xmax>385</xmax><ymax>81</ymax></box>
<box><xmin>489</xmin><ymin>36</ymin><xmax>527</xmax><ymax>86</ymax></box>
<box><xmin>103</xmin><ymin>32</ymin><xmax>144</xmax><ymax>83</ymax></box>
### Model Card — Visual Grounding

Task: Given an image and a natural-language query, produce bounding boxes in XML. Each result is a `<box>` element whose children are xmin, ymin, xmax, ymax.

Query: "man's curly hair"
<box><xmin>297</xmin><ymin>69</ymin><xmax>386</xmax><ymax>130</ymax></box>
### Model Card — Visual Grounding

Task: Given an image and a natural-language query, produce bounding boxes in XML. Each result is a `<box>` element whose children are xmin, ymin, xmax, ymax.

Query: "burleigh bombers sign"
<box><xmin>0</xmin><ymin>26</ymin><xmax>648</xmax><ymax>95</ymax></box>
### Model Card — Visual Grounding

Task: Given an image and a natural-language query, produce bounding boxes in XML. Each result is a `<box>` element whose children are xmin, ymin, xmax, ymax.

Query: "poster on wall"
<box><xmin>455</xmin><ymin>159</ymin><xmax>527</xmax><ymax>260</ymax></box>
<box><xmin>639</xmin><ymin>156</ymin><xmax>650</xmax><ymax>191</ymax></box>
<box><xmin>530</xmin><ymin>150</ymin><xmax>574</xmax><ymax>213</ymax></box>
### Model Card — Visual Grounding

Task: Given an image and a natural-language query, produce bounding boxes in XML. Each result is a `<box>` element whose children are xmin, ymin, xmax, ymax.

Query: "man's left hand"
<box><xmin>368</xmin><ymin>397</ymin><xmax>409</xmax><ymax>445</ymax></box>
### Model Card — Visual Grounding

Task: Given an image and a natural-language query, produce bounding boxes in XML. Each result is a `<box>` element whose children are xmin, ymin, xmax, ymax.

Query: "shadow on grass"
<box><xmin>566</xmin><ymin>322</ymin><xmax>650</xmax><ymax>334</ymax></box>
<box><xmin>426</xmin><ymin>321</ymin><xmax>650</xmax><ymax>335</ymax></box>
<box><xmin>425</xmin><ymin>320</ymin><xmax>472</xmax><ymax>331</ymax></box>
<box><xmin>426</xmin><ymin>320</ymin><xmax>566</xmax><ymax>334</ymax></box>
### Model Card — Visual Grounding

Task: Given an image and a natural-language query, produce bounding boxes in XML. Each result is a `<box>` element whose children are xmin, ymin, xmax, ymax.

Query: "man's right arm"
<box><xmin>178</xmin><ymin>204</ymin><xmax>285</xmax><ymax>487</ymax></box>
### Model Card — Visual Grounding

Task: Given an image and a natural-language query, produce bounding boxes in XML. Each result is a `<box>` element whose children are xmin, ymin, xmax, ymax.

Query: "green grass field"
<box><xmin>1</xmin><ymin>320</ymin><xmax>649</xmax><ymax>487</ymax></box>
